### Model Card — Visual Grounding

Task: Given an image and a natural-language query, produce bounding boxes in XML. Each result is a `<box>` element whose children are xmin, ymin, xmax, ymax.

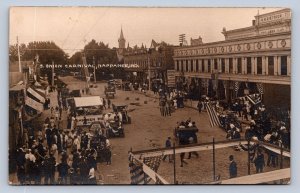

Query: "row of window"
<box><xmin>175</xmin><ymin>56</ymin><xmax>289</xmax><ymax>76</ymax></box>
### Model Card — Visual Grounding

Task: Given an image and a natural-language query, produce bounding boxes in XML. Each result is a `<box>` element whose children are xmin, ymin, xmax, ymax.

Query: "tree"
<box><xmin>9</xmin><ymin>41</ymin><xmax>68</xmax><ymax>64</ymax></box>
<box><xmin>9</xmin><ymin>43</ymin><xmax>26</xmax><ymax>62</ymax></box>
<box><xmin>68</xmin><ymin>39</ymin><xmax>124</xmax><ymax>80</ymax></box>
<box><xmin>68</xmin><ymin>51</ymin><xmax>83</xmax><ymax>69</ymax></box>
<box><xmin>24</xmin><ymin>41</ymin><xmax>68</xmax><ymax>64</ymax></box>
<box><xmin>9</xmin><ymin>41</ymin><xmax>69</xmax><ymax>77</ymax></box>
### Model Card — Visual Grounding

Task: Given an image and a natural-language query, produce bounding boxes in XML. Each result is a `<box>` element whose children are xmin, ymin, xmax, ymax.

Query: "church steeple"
<box><xmin>118</xmin><ymin>27</ymin><xmax>126</xmax><ymax>49</ymax></box>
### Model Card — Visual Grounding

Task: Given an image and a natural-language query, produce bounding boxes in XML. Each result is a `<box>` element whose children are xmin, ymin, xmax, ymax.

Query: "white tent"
<box><xmin>74</xmin><ymin>96</ymin><xmax>103</xmax><ymax>107</ymax></box>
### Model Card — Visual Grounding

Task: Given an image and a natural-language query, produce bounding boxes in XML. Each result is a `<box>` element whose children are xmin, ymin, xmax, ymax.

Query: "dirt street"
<box><xmin>9</xmin><ymin>76</ymin><xmax>289</xmax><ymax>185</ymax></box>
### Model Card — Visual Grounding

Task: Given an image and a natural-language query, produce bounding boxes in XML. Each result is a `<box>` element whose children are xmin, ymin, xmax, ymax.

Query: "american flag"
<box><xmin>129</xmin><ymin>155</ymin><xmax>163</xmax><ymax>184</ymax></box>
<box><xmin>256</xmin><ymin>83</ymin><xmax>264</xmax><ymax>94</ymax></box>
<box><xmin>144</xmin><ymin>155</ymin><xmax>162</xmax><ymax>172</ymax></box>
<box><xmin>143</xmin><ymin>155</ymin><xmax>163</xmax><ymax>184</ymax></box>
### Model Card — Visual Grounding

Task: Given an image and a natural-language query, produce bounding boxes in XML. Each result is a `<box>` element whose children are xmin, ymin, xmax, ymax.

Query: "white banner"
<box><xmin>167</xmin><ymin>70</ymin><xmax>175</xmax><ymax>87</ymax></box>
<box><xmin>25</xmin><ymin>97</ymin><xmax>44</xmax><ymax>112</ymax></box>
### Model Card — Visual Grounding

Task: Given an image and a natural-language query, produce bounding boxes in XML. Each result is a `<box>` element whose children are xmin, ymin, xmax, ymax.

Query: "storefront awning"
<box><xmin>74</xmin><ymin>96</ymin><xmax>103</xmax><ymax>107</ymax></box>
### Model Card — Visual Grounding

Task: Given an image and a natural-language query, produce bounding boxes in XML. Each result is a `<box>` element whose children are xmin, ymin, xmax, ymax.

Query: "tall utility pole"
<box><xmin>179</xmin><ymin>34</ymin><xmax>186</xmax><ymax>46</ymax></box>
<box><xmin>17</xmin><ymin>36</ymin><xmax>22</xmax><ymax>72</ymax></box>
<box><xmin>93</xmin><ymin>56</ymin><xmax>96</xmax><ymax>83</ymax></box>
<box><xmin>147</xmin><ymin>49</ymin><xmax>151</xmax><ymax>91</ymax></box>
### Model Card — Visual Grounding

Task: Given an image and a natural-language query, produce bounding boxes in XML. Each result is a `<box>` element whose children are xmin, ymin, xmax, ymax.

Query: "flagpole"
<box><xmin>247</xmin><ymin>139</ymin><xmax>251</xmax><ymax>175</ymax></box>
<box><xmin>147</xmin><ymin>48</ymin><xmax>152</xmax><ymax>91</ymax></box>
<box><xmin>212</xmin><ymin>137</ymin><xmax>216</xmax><ymax>181</ymax></box>
<box><xmin>143</xmin><ymin>157</ymin><xmax>147</xmax><ymax>184</ymax></box>
<box><xmin>17</xmin><ymin>36</ymin><xmax>22</xmax><ymax>72</ymax></box>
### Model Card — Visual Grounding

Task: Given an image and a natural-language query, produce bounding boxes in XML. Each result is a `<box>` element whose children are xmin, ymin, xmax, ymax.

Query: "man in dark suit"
<box><xmin>229</xmin><ymin>155</ymin><xmax>237</xmax><ymax>178</ymax></box>
<box><xmin>197</xmin><ymin>100</ymin><xmax>203</xmax><ymax>113</ymax></box>
<box><xmin>162</xmin><ymin>137</ymin><xmax>172</xmax><ymax>162</ymax></box>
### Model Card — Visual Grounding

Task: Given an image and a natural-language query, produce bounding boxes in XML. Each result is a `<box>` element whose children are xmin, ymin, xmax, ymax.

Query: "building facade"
<box><xmin>123</xmin><ymin>40</ymin><xmax>175</xmax><ymax>85</ymax></box>
<box><xmin>173</xmin><ymin>8</ymin><xmax>291</xmax><ymax>108</ymax></box>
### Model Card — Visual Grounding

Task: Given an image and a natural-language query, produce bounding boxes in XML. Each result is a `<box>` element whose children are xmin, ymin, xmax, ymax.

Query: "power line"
<box><xmin>16</xmin><ymin>48</ymin><xmax>113</xmax><ymax>51</ymax></box>
<box><xmin>61</xmin><ymin>8</ymin><xmax>85</xmax><ymax>48</ymax></box>
<box><xmin>71</xmin><ymin>8</ymin><xmax>109</xmax><ymax>56</ymax></box>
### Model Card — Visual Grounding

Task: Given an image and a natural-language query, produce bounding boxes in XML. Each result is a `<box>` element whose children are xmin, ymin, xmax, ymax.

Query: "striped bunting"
<box><xmin>155</xmin><ymin>174</ymin><xmax>163</xmax><ymax>185</ymax></box>
<box><xmin>129</xmin><ymin>159</ymin><xmax>145</xmax><ymax>184</ymax></box>
<box><xmin>256</xmin><ymin>83</ymin><xmax>264</xmax><ymax>94</ymax></box>
<box><xmin>234</xmin><ymin>82</ymin><xmax>240</xmax><ymax>92</ymax></box>
<box><xmin>129</xmin><ymin>155</ymin><xmax>163</xmax><ymax>184</ymax></box>
<box><xmin>205</xmin><ymin>102</ymin><xmax>221</xmax><ymax>127</ymax></box>
<box><xmin>246</xmin><ymin>95</ymin><xmax>255</xmax><ymax>105</ymax></box>
<box><xmin>246</xmin><ymin>94</ymin><xmax>261</xmax><ymax>105</ymax></box>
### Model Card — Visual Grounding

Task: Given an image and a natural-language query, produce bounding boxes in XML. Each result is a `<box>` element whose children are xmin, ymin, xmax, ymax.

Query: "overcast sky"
<box><xmin>9</xmin><ymin>7</ymin><xmax>281</xmax><ymax>56</ymax></box>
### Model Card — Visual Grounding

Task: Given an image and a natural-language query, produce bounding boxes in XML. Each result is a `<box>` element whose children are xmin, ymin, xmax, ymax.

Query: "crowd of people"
<box><xmin>15</xmin><ymin>101</ymin><xmax>117</xmax><ymax>185</ymax></box>
<box><xmin>157</xmin><ymin>89</ymin><xmax>189</xmax><ymax>117</ymax></box>
<box><xmin>214</xmin><ymin>96</ymin><xmax>290</xmax><ymax>150</ymax></box>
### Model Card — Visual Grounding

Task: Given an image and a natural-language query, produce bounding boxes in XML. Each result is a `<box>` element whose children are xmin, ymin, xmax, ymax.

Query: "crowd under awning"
<box><xmin>74</xmin><ymin>96</ymin><xmax>103</xmax><ymax>107</ymax></box>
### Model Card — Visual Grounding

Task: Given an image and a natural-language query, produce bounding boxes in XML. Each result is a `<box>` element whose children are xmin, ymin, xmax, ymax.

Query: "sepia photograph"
<box><xmin>8</xmin><ymin>7</ymin><xmax>291</xmax><ymax>185</ymax></box>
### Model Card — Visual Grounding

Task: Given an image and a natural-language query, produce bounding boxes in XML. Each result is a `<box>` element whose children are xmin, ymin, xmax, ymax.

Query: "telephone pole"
<box><xmin>179</xmin><ymin>34</ymin><xmax>186</xmax><ymax>46</ymax></box>
<box><xmin>17</xmin><ymin>36</ymin><xmax>22</xmax><ymax>72</ymax></box>
<box><xmin>147</xmin><ymin>49</ymin><xmax>151</xmax><ymax>91</ymax></box>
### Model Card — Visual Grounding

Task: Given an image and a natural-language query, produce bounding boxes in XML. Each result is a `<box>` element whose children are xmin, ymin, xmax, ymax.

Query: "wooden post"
<box><xmin>280</xmin><ymin>142</ymin><xmax>283</xmax><ymax>169</ymax></box>
<box><xmin>213</xmin><ymin>137</ymin><xmax>216</xmax><ymax>181</ymax></box>
<box><xmin>247</xmin><ymin>139</ymin><xmax>251</xmax><ymax>175</ymax></box>
<box><xmin>17</xmin><ymin>36</ymin><xmax>22</xmax><ymax>72</ymax></box>
<box><xmin>143</xmin><ymin>157</ymin><xmax>147</xmax><ymax>184</ymax></box>
<box><xmin>173</xmin><ymin>142</ymin><xmax>176</xmax><ymax>184</ymax></box>
<box><xmin>129</xmin><ymin>147</ymin><xmax>133</xmax><ymax>161</ymax></box>
<box><xmin>280</xmin><ymin>143</ymin><xmax>283</xmax><ymax>184</ymax></box>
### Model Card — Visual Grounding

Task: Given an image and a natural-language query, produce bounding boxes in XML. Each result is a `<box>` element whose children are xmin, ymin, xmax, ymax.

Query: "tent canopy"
<box><xmin>74</xmin><ymin>96</ymin><xmax>103</xmax><ymax>107</ymax></box>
